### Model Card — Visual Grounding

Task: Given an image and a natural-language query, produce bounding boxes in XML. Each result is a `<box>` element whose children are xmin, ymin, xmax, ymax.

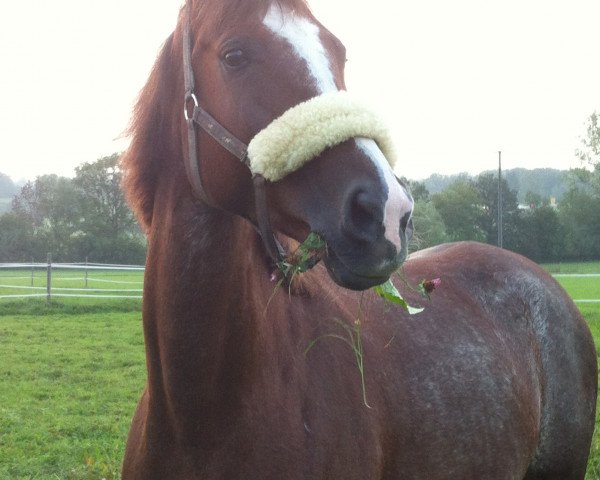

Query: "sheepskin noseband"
<box><xmin>247</xmin><ymin>91</ymin><xmax>396</xmax><ymax>182</ymax></box>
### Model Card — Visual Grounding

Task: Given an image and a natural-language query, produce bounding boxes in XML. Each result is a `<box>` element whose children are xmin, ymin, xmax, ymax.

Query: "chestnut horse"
<box><xmin>121</xmin><ymin>1</ymin><xmax>597</xmax><ymax>478</ymax></box>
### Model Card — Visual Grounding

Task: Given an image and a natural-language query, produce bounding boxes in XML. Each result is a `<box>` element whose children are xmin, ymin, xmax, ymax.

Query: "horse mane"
<box><xmin>121</xmin><ymin>0</ymin><xmax>312</xmax><ymax>232</ymax></box>
<box><xmin>121</xmin><ymin>33</ymin><xmax>178</xmax><ymax>232</ymax></box>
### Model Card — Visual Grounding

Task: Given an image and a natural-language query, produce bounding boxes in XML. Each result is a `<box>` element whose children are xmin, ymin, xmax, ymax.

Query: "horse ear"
<box><xmin>121</xmin><ymin>34</ymin><xmax>177</xmax><ymax>233</ymax></box>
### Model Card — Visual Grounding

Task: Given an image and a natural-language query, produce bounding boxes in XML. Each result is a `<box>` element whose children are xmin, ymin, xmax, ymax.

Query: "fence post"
<box><xmin>46</xmin><ymin>253</ymin><xmax>52</xmax><ymax>305</ymax></box>
<box><xmin>85</xmin><ymin>256</ymin><xmax>89</xmax><ymax>288</ymax></box>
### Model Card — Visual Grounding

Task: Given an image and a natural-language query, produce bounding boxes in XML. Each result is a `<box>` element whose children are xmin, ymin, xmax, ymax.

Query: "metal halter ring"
<box><xmin>184</xmin><ymin>93</ymin><xmax>199</xmax><ymax>121</ymax></box>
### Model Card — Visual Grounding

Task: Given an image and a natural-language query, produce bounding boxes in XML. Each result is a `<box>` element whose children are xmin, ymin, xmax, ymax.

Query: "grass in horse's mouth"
<box><xmin>272</xmin><ymin>231</ymin><xmax>435</xmax><ymax>314</ymax></box>
<box><xmin>274</xmin><ymin>232</ymin><xmax>326</xmax><ymax>283</ymax></box>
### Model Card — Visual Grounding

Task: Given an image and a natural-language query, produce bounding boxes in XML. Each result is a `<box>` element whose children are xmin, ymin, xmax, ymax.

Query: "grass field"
<box><xmin>578</xmin><ymin>293</ymin><xmax>600</xmax><ymax>479</ymax></box>
<box><xmin>555</xmin><ymin>276</ymin><xmax>600</xmax><ymax>302</ymax></box>
<box><xmin>0</xmin><ymin>311</ymin><xmax>145</xmax><ymax>479</ymax></box>
<box><xmin>0</xmin><ymin>262</ymin><xmax>599</xmax><ymax>478</ymax></box>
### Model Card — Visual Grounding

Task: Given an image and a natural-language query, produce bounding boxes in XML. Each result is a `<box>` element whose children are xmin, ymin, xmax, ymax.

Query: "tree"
<box><xmin>559</xmin><ymin>187</ymin><xmax>600</xmax><ymax>260</ymax></box>
<box><xmin>11</xmin><ymin>175</ymin><xmax>81</xmax><ymax>260</ymax></box>
<box><xmin>71</xmin><ymin>154</ymin><xmax>145</xmax><ymax>263</ymax></box>
<box><xmin>404</xmin><ymin>179</ymin><xmax>430</xmax><ymax>202</ymax></box>
<box><xmin>431</xmin><ymin>179</ymin><xmax>486</xmax><ymax>242</ymax></box>
<box><xmin>519</xmin><ymin>206</ymin><xmax>565</xmax><ymax>262</ymax></box>
<box><xmin>0</xmin><ymin>212</ymin><xmax>35</xmax><ymax>261</ymax></box>
<box><xmin>6</xmin><ymin>155</ymin><xmax>146</xmax><ymax>264</ymax></box>
<box><xmin>524</xmin><ymin>191</ymin><xmax>547</xmax><ymax>209</ymax></box>
<box><xmin>73</xmin><ymin>154</ymin><xmax>138</xmax><ymax>237</ymax></box>
<box><xmin>573</xmin><ymin>112</ymin><xmax>600</xmax><ymax>197</ymax></box>
<box><xmin>474</xmin><ymin>172</ymin><xmax>522</xmax><ymax>250</ymax></box>
<box><xmin>577</xmin><ymin>112</ymin><xmax>600</xmax><ymax>167</ymax></box>
<box><xmin>555</xmin><ymin>112</ymin><xmax>600</xmax><ymax>261</ymax></box>
<box><xmin>410</xmin><ymin>199</ymin><xmax>449</xmax><ymax>251</ymax></box>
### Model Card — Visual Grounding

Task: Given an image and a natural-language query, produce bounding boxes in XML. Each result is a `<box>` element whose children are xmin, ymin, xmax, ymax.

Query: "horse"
<box><xmin>120</xmin><ymin>1</ymin><xmax>597</xmax><ymax>478</ymax></box>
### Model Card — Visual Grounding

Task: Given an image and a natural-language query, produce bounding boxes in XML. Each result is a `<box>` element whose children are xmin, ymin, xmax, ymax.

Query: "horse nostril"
<box><xmin>345</xmin><ymin>190</ymin><xmax>384</xmax><ymax>241</ymax></box>
<box><xmin>401</xmin><ymin>213</ymin><xmax>414</xmax><ymax>242</ymax></box>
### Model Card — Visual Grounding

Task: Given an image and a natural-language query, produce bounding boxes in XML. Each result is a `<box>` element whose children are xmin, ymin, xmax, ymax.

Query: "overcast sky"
<box><xmin>1</xmin><ymin>0</ymin><xmax>599</xmax><ymax>182</ymax></box>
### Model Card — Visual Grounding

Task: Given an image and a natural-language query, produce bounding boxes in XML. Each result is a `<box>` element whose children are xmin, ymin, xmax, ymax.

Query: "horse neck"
<box><xmin>141</xmin><ymin>177</ymin><xmax>273</xmax><ymax>428</ymax></box>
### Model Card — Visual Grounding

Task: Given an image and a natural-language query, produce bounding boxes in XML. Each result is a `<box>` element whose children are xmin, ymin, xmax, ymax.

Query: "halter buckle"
<box><xmin>184</xmin><ymin>93</ymin><xmax>199</xmax><ymax>121</ymax></box>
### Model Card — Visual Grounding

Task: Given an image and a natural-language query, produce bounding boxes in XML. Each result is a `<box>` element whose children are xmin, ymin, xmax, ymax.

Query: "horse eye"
<box><xmin>223</xmin><ymin>49</ymin><xmax>247</xmax><ymax>68</ymax></box>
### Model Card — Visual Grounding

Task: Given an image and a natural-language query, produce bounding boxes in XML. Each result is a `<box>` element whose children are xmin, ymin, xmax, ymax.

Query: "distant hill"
<box><xmin>420</xmin><ymin>173</ymin><xmax>473</xmax><ymax>196</ymax></box>
<box><xmin>419</xmin><ymin>168</ymin><xmax>568</xmax><ymax>203</ymax></box>
<box><xmin>0</xmin><ymin>172</ymin><xmax>17</xmax><ymax>198</ymax></box>
<box><xmin>0</xmin><ymin>172</ymin><xmax>18</xmax><ymax>214</ymax></box>
<box><xmin>485</xmin><ymin>168</ymin><xmax>567</xmax><ymax>203</ymax></box>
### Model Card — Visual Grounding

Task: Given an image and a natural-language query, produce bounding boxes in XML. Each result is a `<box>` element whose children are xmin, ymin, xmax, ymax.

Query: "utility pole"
<box><xmin>498</xmin><ymin>151</ymin><xmax>503</xmax><ymax>248</ymax></box>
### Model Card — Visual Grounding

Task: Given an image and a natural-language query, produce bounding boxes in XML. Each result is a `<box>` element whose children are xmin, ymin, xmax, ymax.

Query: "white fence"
<box><xmin>0</xmin><ymin>256</ymin><xmax>144</xmax><ymax>303</ymax></box>
<box><xmin>0</xmin><ymin>260</ymin><xmax>598</xmax><ymax>304</ymax></box>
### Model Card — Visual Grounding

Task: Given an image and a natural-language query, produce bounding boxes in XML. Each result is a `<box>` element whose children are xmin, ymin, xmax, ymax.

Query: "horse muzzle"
<box><xmin>320</xmin><ymin>184</ymin><xmax>413</xmax><ymax>291</ymax></box>
<box><xmin>323</xmin><ymin>230</ymin><xmax>410</xmax><ymax>291</ymax></box>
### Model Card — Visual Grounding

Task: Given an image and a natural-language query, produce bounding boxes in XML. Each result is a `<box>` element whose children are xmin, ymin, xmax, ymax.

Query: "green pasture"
<box><xmin>555</xmin><ymin>276</ymin><xmax>600</xmax><ymax>302</ymax></box>
<box><xmin>0</xmin><ymin>268</ymin><xmax>144</xmax><ymax>313</ymax></box>
<box><xmin>0</xmin><ymin>312</ymin><xmax>145</xmax><ymax>479</ymax></box>
<box><xmin>0</xmin><ymin>262</ymin><xmax>599</xmax><ymax>478</ymax></box>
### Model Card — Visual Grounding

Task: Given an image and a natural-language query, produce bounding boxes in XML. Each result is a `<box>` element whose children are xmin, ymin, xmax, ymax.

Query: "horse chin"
<box><xmin>323</xmin><ymin>247</ymin><xmax>401</xmax><ymax>291</ymax></box>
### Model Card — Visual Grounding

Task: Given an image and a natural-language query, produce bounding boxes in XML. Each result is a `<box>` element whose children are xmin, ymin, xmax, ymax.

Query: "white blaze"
<box><xmin>263</xmin><ymin>5</ymin><xmax>337</xmax><ymax>93</ymax></box>
<box><xmin>356</xmin><ymin>138</ymin><xmax>412</xmax><ymax>253</ymax></box>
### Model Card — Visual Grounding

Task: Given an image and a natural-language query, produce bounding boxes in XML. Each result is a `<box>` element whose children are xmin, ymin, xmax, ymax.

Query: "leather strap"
<box><xmin>181</xmin><ymin>4</ymin><xmax>283</xmax><ymax>267</ymax></box>
<box><xmin>182</xmin><ymin>12</ymin><xmax>210</xmax><ymax>204</ymax></box>
<box><xmin>253</xmin><ymin>176</ymin><xmax>285</xmax><ymax>263</ymax></box>
<box><xmin>192</xmin><ymin>107</ymin><xmax>249</xmax><ymax>164</ymax></box>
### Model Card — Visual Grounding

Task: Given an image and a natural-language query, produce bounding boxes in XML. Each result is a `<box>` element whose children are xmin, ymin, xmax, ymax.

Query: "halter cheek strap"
<box><xmin>182</xmin><ymin>17</ymin><xmax>208</xmax><ymax>205</ymax></box>
<box><xmin>182</xmin><ymin>11</ymin><xmax>283</xmax><ymax>265</ymax></box>
<box><xmin>183</xmin><ymin>16</ymin><xmax>249</xmax><ymax>205</ymax></box>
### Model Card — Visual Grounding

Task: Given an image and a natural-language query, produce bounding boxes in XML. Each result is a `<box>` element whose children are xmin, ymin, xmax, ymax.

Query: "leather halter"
<box><xmin>182</xmin><ymin>9</ymin><xmax>283</xmax><ymax>265</ymax></box>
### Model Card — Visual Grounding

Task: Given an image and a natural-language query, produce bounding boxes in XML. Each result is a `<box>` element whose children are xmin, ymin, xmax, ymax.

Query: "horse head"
<box><xmin>125</xmin><ymin>0</ymin><xmax>414</xmax><ymax>290</ymax></box>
